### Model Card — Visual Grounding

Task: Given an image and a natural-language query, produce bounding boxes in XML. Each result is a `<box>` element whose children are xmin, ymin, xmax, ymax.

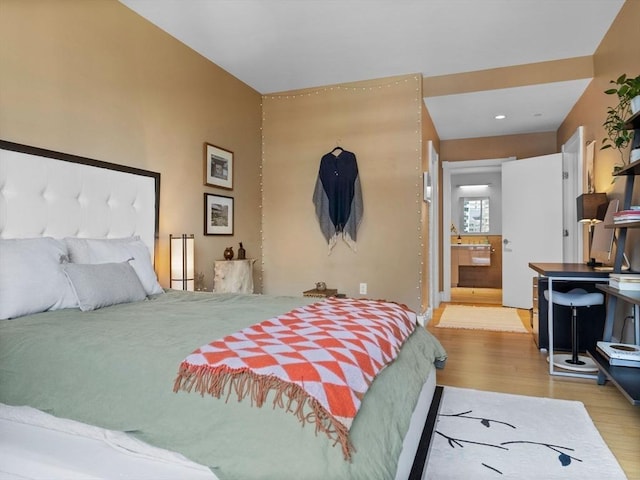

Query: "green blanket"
<box><xmin>0</xmin><ymin>290</ymin><xmax>447</xmax><ymax>480</ymax></box>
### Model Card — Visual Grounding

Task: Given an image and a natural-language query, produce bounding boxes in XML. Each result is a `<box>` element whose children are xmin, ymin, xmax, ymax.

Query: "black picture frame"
<box><xmin>204</xmin><ymin>193</ymin><xmax>234</xmax><ymax>235</ymax></box>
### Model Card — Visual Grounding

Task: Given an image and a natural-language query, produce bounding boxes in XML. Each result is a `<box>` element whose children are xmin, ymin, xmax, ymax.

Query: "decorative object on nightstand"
<box><xmin>223</xmin><ymin>247</ymin><xmax>234</xmax><ymax>260</ymax></box>
<box><xmin>315</xmin><ymin>281</ymin><xmax>326</xmax><ymax>291</ymax></box>
<box><xmin>194</xmin><ymin>272</ymin><xmax>206</xmax><ymax>292</ymax></box>
<box><xmin>213</xmin><ymin>258</ymin><xmax>255</xmax><ymax>293</ymax></box>
<box><xmin>303</xmin><ymin>287</ymin><xmax>338</xmax><ymax>298</ymax></box>
<box><xmin>237</xmin><ymin>242</ymin><xmax>246</xmax><ymax>260</ymax></box>
<box><xmin>170</xmin><ymin>234</ymin><xmax>195</xmax><ymax>291</ymax></box>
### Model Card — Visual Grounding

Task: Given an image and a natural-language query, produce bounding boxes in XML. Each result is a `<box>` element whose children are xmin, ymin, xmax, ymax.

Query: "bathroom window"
<box><xmin>463</xmin><ymin>197</ymin><xmax>490</xmax><ymax>233</ymax></box>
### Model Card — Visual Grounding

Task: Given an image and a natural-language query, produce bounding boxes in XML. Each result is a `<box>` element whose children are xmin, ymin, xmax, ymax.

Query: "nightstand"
<box><xmin>213</xmin><ymin>259</ymin><xmax>256</xmax><ymax>293</ymax></box>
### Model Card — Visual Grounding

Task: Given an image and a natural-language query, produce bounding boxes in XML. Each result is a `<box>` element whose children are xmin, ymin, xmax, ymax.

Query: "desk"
<box><xmin>529</xmin><ymin>263</ymin><xmax>610</xmax><ymax>379</ymax></box>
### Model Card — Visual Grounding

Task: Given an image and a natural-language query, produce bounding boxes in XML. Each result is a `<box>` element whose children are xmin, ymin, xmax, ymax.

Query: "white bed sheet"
<box><xmin>0</xmin><ymin>404</ymin><xmax>216</xmax><ymax>480</ymax></box>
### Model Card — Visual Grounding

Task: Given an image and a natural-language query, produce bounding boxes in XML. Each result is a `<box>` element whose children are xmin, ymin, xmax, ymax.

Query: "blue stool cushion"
<box><xmin>544</xmin><ymin>288</ymin><xmax>604</xmax><ymax>307</ymax></box>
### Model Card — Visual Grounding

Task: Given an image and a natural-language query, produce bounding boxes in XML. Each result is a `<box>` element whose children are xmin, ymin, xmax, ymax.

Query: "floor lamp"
<box><xmin>576</xmin><ymin>193</ymin><xmax>607</xmax><ymax>267</ymax></box>
<box><xmin>170</xmin><ymin>234</ymin><xmax>195</xmax><ymax>291</ymax></box>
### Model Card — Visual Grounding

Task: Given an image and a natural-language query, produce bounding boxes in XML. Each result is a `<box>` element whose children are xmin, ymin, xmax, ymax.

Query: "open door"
<box><xmin>427</xmin><ymin>141</ymin><xmax>440</xmax><ymax>320</ymax></box>
<box><xmin>502</xmin><ymin>154</ymin><xmax>563</xmax><ymax>309</ymax></box>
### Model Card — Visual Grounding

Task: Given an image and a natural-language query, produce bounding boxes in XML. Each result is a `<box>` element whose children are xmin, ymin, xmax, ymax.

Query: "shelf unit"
<box><xmin>590</xmin><ymin>112</ymin><xmax>640</xmax><ymax>405</ymax></box>
<box><xmin>588</xmin><ymin>348</ymin><xmax>640</xmax><ymax>405</ymax></box>
<box><xmin>604</xmin><ymin>158</ymin><xmax>640</xmax><ymax>272</ymax></box>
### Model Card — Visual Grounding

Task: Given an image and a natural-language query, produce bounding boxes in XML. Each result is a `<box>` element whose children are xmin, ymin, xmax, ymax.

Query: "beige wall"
<box><xmin>440</xmin><ymin>132</ymin><xmax>558</xmax><ymax>162</ymax></box>
<box><xmin>262</xmin><ymin>75</ymin><xmax>426</xmax><ymax>310</ymax></box>
<box><xmin>1</xmin><ymin>0</ymin><xmax>637</xmax><ymax>306</ymax></box>
<box><xmin>558</xmin><ymin>0</ymin><xmax>640</xmax><ymax>270</ymax></box>
<box><xmin>424</xmin><ymin>56</ymin><xmax>593</xmax><ymax>97</ymax></box>
<box><xmin>0</xmin><ymin>0</ymin><xmax>263</xmax><ymax>290</ymax></box>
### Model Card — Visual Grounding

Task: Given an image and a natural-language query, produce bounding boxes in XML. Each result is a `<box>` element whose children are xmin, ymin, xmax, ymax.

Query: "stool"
<box><xmin>544</xmin><ymin>288</ymin><xmax>603</xmax><ymax>374</ymax></box>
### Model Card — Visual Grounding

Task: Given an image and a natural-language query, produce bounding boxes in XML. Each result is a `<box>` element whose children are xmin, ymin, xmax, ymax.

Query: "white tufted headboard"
<box><xmin>0</xmin><ymin>140</ymin><xmax>160</xmax><ymax>260</ymax></box>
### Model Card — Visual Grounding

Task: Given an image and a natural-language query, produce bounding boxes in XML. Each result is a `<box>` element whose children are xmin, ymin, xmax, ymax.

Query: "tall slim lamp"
<box><xmin>576</xmin><ymin>193</ymin><xmax>607</xmax><ymax>267</ymax></box>
<box><xmin>170</xmin><ymin>234</ymin><xmax>195</xmax><ymax>291</ymax></box>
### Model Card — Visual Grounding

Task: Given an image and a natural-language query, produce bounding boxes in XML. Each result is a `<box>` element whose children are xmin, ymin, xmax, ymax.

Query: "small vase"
<box><xmin>237</xmin><ymin>242</ymin><xmax>246</xmax><ymax>260</ymax></box>
<box><xmin>224</xmin><ymin>247</ymin><xmax>234</xmax><ymax>260</ymax></box>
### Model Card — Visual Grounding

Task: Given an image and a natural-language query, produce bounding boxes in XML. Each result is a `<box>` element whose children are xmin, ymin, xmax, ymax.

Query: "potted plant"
<box><xmin>601</xmin><ymin>74</ymin><xmax>640</xmax><ymax>171</ymax></box>
<box><xmin>450</xmin><ymin>223</ymin><xmax>462</xmax><ymax>244</ymax></box>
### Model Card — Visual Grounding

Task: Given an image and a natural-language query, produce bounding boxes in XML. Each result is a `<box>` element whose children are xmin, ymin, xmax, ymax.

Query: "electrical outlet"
<box><xmin>359</xmin><ymin>283</ymin><xmax>367</xmax><ymax>295</ymax></box>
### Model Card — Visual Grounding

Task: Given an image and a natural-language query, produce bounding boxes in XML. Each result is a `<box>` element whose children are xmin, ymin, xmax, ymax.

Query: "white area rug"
<box><xmin>436</xmin><ymin>305</ymin><xmax>527</xmax><ymax>333</ymax></box>
<box><xmin>426</xmin><ymin>387</ymin><xmax>627</xmax><ymax>479</ymax></box>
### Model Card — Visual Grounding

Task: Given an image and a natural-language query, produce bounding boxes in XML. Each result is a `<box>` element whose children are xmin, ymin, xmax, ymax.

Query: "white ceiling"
<box><xmin>120</xmin><ymin>0</ymin><xmax>625</xmax><ymax>140</ymax></box>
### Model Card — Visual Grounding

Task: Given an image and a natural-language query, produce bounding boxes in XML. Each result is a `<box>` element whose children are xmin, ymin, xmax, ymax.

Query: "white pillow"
<box><xmin>64</xmin><ymin>237</ymin><xmax>163</xmax><ymax>296</ymax></box>
<box><xmin>62</xmin><ymin>262</ymin><xmax>148</xmax><ymax>311</ymax></box>
<box><xmin>0</xmin><ymin>237</ymin><xmax>77</xmax><ymax>320</ymax></box>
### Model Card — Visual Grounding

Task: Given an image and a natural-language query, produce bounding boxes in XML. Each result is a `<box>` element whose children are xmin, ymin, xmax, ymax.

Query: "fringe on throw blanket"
<box><xmin>173</xmin><ymin>363</ymin><xmax>354</xmax><ymax>460</ymax></box>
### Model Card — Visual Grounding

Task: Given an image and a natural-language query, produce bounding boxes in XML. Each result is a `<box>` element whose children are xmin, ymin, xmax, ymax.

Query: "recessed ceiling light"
<box><xmin>495</xmin><ymin>114</ymin><xmax>506</xmax><ymax>120</ymax></box>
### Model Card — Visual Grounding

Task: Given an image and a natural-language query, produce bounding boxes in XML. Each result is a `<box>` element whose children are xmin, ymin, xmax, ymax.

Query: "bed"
<box><xmin>0</xmin><ymin>140</ymin><xmax>447</xmax><ymax>480</ymax></box>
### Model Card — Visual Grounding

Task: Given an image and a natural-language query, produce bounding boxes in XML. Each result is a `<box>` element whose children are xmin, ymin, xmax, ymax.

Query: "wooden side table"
<box><xmin>303</xmin><ymin>288</ymin><xmax>338</xmax><ymax>298</ymax></box>
<box><xmin>213</xmin><ymin>259</ymin><xmax>255</xmax><ymax>293</ymax></box>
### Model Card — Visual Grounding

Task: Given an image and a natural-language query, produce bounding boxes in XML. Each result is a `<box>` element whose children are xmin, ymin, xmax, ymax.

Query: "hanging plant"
<box><xmin>601</xmin><ymin>74</ymin><xmax>640</xmax><ymax>174</ymax></box>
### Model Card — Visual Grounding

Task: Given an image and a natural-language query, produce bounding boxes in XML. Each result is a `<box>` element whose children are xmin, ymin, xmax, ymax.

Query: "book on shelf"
<box><xmin>609</xmin><ymin>273</ymin><xmax>640</xmax><ymax>291</ymax></box>
<box><xmin>596</xmin><ymin>341</ymin><xmax>640</xmax><ymax>368</ymax></box>
<box><xmin>613</xmin><ymin>209</ymin><xmax>640</xmax><ymax>223</ymax></box>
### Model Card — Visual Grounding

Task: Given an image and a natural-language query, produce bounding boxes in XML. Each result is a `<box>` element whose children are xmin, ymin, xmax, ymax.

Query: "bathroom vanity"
<box><xmin>451</xmin><ymin>244</ymin><xmax>491</xmax><ymax>287</ymax></box>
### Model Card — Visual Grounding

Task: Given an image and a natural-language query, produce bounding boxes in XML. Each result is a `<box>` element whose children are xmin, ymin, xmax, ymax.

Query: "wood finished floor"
<box><xmin>429</xmin><ymin>295</ymin><xmax>640</xmax><ymax>479</ymax></box>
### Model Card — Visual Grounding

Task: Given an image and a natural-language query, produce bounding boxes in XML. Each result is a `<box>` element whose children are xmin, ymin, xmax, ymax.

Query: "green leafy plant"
<box><xmin>601</xmin><ymin>74</ymin><xmax>640</xmax><ymax>172</ymax></box>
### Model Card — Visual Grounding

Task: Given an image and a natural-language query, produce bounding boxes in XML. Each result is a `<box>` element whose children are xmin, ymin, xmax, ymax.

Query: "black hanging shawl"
<box><xmin>312</xmin><ymin>149</ymin><xmax>363</xmax><ymax>251</ymax></box>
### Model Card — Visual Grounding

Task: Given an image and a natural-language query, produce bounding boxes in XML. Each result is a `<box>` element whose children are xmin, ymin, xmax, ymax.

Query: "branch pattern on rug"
<box><xmin>427</xmin><ymin>387</ymin><xmax>627</xmax><ymax>479</ymax></box>
<box><xmin>436</xmin><ymin>409</ymin><xmax>582</xmax><ymax>475</ymax></box>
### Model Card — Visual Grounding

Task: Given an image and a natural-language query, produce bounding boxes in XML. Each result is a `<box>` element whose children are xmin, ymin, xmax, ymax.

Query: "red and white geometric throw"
<box><xmin>173</xmin><ymin>297</ymin><xmax>416</xmax><ymax>459</ymax></box>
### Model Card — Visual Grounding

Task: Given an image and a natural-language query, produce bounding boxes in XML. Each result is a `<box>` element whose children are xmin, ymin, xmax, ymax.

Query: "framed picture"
<box><xmin>204</xmin><ymin>193</ymin><xmax>234</xmax><ymax>235</ymax></box>
<box><xmin>204</xmin><ymin>143</ymin><xmax>233</xmax><ymax>189</ymax></box>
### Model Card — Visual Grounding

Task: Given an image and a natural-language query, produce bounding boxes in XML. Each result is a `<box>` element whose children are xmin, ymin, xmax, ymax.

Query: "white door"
<box><xmin>561</xmin><ymin>127</ymin><xmax>584</xmax><ymax>263</ymax></box>
<box><xmin>502</xmin><ymin>154</ymin><xmax>564</xmax><ymax>309</ymax></box>
<box><xmin>428</xmin><ymin>142</ymin><xmax>440</xmax><ymax>319</ymax></box>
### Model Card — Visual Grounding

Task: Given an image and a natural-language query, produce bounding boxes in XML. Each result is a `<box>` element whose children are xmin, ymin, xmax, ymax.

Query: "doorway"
<box><xmin>437</xmin><ymin>129</ymin><xmax>585</xmax><ymax>331</ymax></box>
<box><xmin>442</xmin><ymin>151</ymin><xmax>582</xmax><ymax>308</ymax></box>
<box><xmin>442</xmin><ymin>158</ymin><xmax>510</xmax><ymax>305</ymax></box>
